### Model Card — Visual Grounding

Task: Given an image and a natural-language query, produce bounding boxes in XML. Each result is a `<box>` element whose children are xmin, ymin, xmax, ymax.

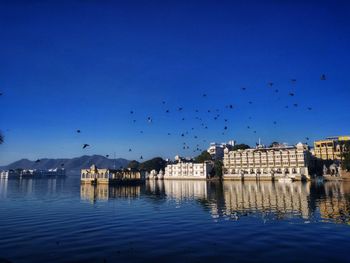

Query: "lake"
<box><xmin>0</xmin><ymin>177</ymin><xmax>349</xmax><ymax>263</ymax></box>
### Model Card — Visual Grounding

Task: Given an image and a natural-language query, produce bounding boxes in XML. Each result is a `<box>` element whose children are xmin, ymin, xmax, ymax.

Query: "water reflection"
<box><xmin>1</xmin><ymin>178</ymin><xmax>350</xmax><ymax>225</ymax></box>
<box><xmin>316</xmin><ymin>182</ymin><xmax>350</xmax><ymax>224</ymax></box>
<box><xmin>80</xmin><ymin>183</ymin><xmax>141</xmax><ymax>203</ymax></box>
<box><xmin>0</xmin><ymin>177</ymin><xmax>67</xmax><ymax>198</ymax></box>
<box><xmin>144</xmin><ymin>180</ymin><xmax>350</xmax><ymax>224</ymax></box>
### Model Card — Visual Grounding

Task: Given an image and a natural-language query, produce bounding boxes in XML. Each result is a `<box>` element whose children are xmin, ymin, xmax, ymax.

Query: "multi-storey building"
<box><xmin>207</xmin><ymin>140</ymin><xmax>235</xmax><ymax>160</ymax></box>
<box><xmin>223</xmin><ymin>143</ymin><xmax>312</xmax><ymax>181</ymax></box>
<box><xmin>314</xmin><ymin>136</ymin><xmax>350</xmax><ymax>161</ymax></box>
<box><xmin>163</xmin><ymin>156</ymin><xmax>213</xmax><ymax>179</ymax></box>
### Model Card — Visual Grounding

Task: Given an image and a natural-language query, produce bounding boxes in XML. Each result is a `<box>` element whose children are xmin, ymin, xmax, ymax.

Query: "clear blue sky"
<box><xmin>1</xmin><ymin>0</ymin><xmax>350</xmax><ymax>165</ymax></box>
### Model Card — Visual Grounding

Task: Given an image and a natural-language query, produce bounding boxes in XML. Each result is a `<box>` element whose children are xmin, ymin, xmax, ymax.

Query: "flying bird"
<box><xmin>289</xmin><ymin>92</ymin><xmax>295</xmax><ymax>96</ymax></box>
<box><xmin>241</xmin><ymin>87</ymin><xmax>246</xmax><ymax>91</ymax></box>
<box><xmin>293</xmin><ymin>103</ymin><xmax>298</xmax><ymax>107</ymax></box>
<box><xmin>83</xmin><ymin>144</ymin><xmax>90</xmax><ymax>149</ymax></box>
<box><xmin>140</xmin><ymin>156</ymin><xmax>143</xmax><ymax>160</ymax></box>
<box><xmin>129</xmin><ymin>148</ymin><xmax>132</xmax><ymax>152</ymax></box>
<box><xmin>268</xmin><ymin>82</ymin><xmax>274</xmax><ymax>87</ymax></box>
<box><xmin>35</xmin><ymin>159</ymin><xmax>40</xmax><ymax>163</ymax></box>
<box><xmin>307</xmin><ymin>107</ymin><xmax>312</xmax><ymax>111</ymax></box>
<box><xmin>320</xmin><ymin>74</ymin><xmax>326</xmax><ymax>80</ymax></box>
<box><xmin>130</xmin><ymin>111</ymin><xmax>134</xmax><ymax>114</ymax></box>
<box><xmin>76</xmin><ymin>129</ymin><xmax>81</xmax><ymax>133</ymax></box>
<box><xmin>105</xmin><ymin>155</ymin><xmax>109</xmax><ymax>158</ymax></box>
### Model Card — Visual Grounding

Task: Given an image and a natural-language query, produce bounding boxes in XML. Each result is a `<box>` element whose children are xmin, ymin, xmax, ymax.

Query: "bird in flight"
<box><xmin>106</xmin><ymin>155</ymin><xmax>109</xmax><ymax>158</ymax></box>
<box><xmin>140</xmin><ymin>156</ymin><xmax>143</xmax><ymax>160</ymax></box>
<box><xmin>268</xmin><ymin>82</ymin><xmax>274</xmax><ymax>87</ymax></box>
<box><xmin>147</xmin><ymin>117</ymin><xmax>152</xmax><ymax>123</ymax></box>
<box><xmin>289</xmin><ymin>92</ymin><xmax>295</xmax><ymax>96</ymax></box>
<box><xmin>76</xmin><ymin>129</ymin><xmax>81</xmax><ymax>133</ymax></box>
<box><xmin>83</xmin><ymin>144</ymin><xmax>90</xmax><ymax>149</ymax></box>
<box><xmin>130</xmin><ymin>111</ymin><xmax>134</xmax><ymax>114</ymax></box>
<box><xmin>293</xmin><ymin>103</ymin><xmax>298</xmax><ymax>107</ymax></box>
<box><xmin>35</xmin><ymin>159</ymin><xmax>40</xmax><ymax>163</ymax></box>
<box><xmin>307</xmin><ymin>107</ymin><xmax>312</xmax><ymax>111</ymax></box>
<box><xmin>291</xmin><ymin>79</ymin><xmax>297</xmax><ymax>83</ymax></box>
<box><xmin>320</xmin><ymin>74</ymin><xmax>326</xmax><ymax>80</ymax></box>
<box><xmin>241</xmin><ymin>87</ymin><xmax>246</xmax><ymax>91</ymax></box>
<box><xmin>129</xmin><ymin>148</ymin><xmax>132</xmax><ymax>152</ymax></box>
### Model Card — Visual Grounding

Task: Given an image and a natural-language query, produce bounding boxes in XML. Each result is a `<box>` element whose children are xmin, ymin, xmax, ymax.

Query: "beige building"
<box><xmin>223</xmin><ymin>143</ymin><xmax>312</xmax><ymax>181</ymax></box>
<box><xmin>314</xmin><ymin>136</ymin><xmax>350</xmax><ymax>161</ymax></box>
<box><xmin>81</xmin><ymin>164</ymin><xmax>145</xmax><ymax>184</ymax></box>
<box><xmin>163</xmin><ymin>156</ymin><xmax>213</xmax><ymax>179</ymax></box>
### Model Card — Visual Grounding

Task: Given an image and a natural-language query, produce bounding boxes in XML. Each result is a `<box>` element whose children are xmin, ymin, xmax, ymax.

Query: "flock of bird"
<box><xmin>1</xmin><ymin>74</ymin><xmax>327</xmax><ymax>163</ymax></box>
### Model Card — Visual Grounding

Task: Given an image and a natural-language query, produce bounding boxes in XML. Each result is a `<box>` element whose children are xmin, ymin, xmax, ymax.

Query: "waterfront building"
<box><xmin>81</xmin><ymin>164</ymin><xmax>145</xmax><ymax>184</ymax></box>
<box><xmin>207</xmin><ymin>140</ymin><xmax>235</xmax><ymax>160</ymax></box>
<box><xmin>0</xmin><ymin>168</ymin><xmax>65</xmax><ymax>178</ymax></box>
<box><xmin>314</xmin><ymin>136</ymin><xmax>350</xmax><ymax>161</ymax></box>
<box><xmin>223</xmin><ymin>142</ymin><xmax>312</xmax><ymax>181</ymax></box>
<box><xmin>163</xmin><ymin>156</ymin><xmax>213</xmax><ymax>179</ymax></box>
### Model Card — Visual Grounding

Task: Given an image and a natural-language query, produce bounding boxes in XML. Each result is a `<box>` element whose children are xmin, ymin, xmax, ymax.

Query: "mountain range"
<box><xmin>0</xmin><ymin>155</ymin><xmax>130</xmax><ymax>176</ymax></box>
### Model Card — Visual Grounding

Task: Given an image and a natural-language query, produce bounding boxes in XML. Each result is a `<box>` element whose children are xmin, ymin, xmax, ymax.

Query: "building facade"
<box><xmin>164</xmin><ymin>158</ymin><xmax>213</xmax><ymax>179</ymax></box>
<box><xmin>314</xmin><ymin>136</ymin><xmax>350</xmax><ymax>161</ymax></box>
<box><xmin>81</xmin><ymin>164</ymin><xmax>145</xmax><ymax>184</ymax></box>
<box><xmin>223</xmin><ymin>143</ymin><xmax>312</xmax><ymax>181</ymax></box>
<box><xmin>207</xmin><ymin>140</ymin><xmax>235</xmax><ymax>160</ymax></box>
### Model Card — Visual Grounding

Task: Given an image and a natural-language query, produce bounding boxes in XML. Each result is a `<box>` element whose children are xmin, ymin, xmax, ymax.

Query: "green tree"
<box><xmin>213</xmin><ymin>160</ymin><xmax>223</xmax><ymax>178</ymax></box>
<box><xmin>232</xmin><ymin>144</ymin><xmax>250</xmax><ymax>151</ymax></box>
<box><xmin>341</xmin><ymin>141</ymin><xmax>350</xmax><ymax>171</ymax></box>
<box><xmin>269</xmin><ymin>141</ymin><xmax>280</xmax><ymax>148</ymax></box>
<box><xmin>194</xmin><ymin>151</ymin><xmax>212</xmax><ymax>163</ymax></box>
<box><xmin>127</xmin><ymin>160</ymin><xmax>140</xmax><ymax>170</ymax></box>
<box><xmin>139</xmin><ymin>157</ymin><xmax>167</xmax><ymax>172</ymax></box>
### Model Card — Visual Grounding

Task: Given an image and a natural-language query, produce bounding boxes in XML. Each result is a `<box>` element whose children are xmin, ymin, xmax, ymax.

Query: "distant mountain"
<box><xmin>1</xmin><ymin>155</ymin><xmax>130</xmax><ymax>176</ymax></box>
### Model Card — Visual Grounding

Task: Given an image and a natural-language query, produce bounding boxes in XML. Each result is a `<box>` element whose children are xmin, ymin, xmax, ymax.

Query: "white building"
<box><xmin>223</xmin><ymin>142</ymin><xmax>312</xmax><ymax>181</ymax></box>
<box><xmin>207</xmin><ymin>140</ymin><xmax>236</xmax><ymax>160</ymax></box>
<box><xmin>164</xmin><ymin>157</ymin><xmax>213</xmax><ymax>179</ymax></box>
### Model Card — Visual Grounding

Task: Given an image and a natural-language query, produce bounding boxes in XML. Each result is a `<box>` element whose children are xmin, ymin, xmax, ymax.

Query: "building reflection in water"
<box><xmin>0</xmin><ymin>178</ymin><xmax>65</xmax><ymax>198</ymax></box>
<box><xmin>145</xmin><ymin>180</ymin><xmax>350</xmax><ymax>224</ymax></box>
<box><xmin>221</xmin><ymin>181</ymin><xmax>311</xmax><ymax>220</ymax></box>
<box><xmin>80</xmin><ymin>184</ymin><xmax>141</xmax><ymax>203</ymax></box>
<box><xmin>316</xmin><ymin>182</ymin><xmax>350</xmax><ymax>224</ymax></box>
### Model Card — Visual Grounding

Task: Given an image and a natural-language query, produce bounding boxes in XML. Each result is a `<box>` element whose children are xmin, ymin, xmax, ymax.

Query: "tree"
<box><xmin>269</xmin><ymin>142</ymin><xmax>280</xmax><ymax>148</ymax></box>
<box><xmin>213</xmin><ymin>160</ymin><xmax>223</xmax><ymax>178</ymax></box>
<box><xmin>342</xmin><ymin>153</ymin><xmax>350</xmax><ymax>171</ymax></box>
<box><xmin>139</xmin><ymin>157</ymin><xmax>167</xmax><ymax>172</ymax></box>
<box><xmin>127</xmin><ymin>160</ymin><xmax>140</xmax><ymax>170</ymax></box>
<box><xmin>194</xmin><ymin>151</ymin><xmax>212</xmax><ymax>163</ymax></box>
<box><xmin>232</xmin><ymin>144</ymin><xmax>250</xmax><ymax>151</ymax></box>
<box><xmin>341</xmin><ymin>141</ymin><xmax>350</xmax><ymax>171</ymax></box>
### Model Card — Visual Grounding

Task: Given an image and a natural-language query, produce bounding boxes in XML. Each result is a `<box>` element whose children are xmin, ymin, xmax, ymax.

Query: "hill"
<box><xmin>1</xmin><ymin>155</ymin><xmax>130</xmax><ymax>176</ymax></box>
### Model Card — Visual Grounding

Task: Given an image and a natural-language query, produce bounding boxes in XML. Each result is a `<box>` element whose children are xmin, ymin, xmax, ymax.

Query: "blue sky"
<box><xmin>1</xmin><ymin>0</ymin><xmax>350</xmax><ymax>165</ymax></box>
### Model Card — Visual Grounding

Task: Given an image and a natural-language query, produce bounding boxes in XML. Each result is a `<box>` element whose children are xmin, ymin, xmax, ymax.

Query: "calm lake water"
<box><xmin>0</xmin><ymin>177</ymin><xmax>350</xmax><ymax>263</ymax></box>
